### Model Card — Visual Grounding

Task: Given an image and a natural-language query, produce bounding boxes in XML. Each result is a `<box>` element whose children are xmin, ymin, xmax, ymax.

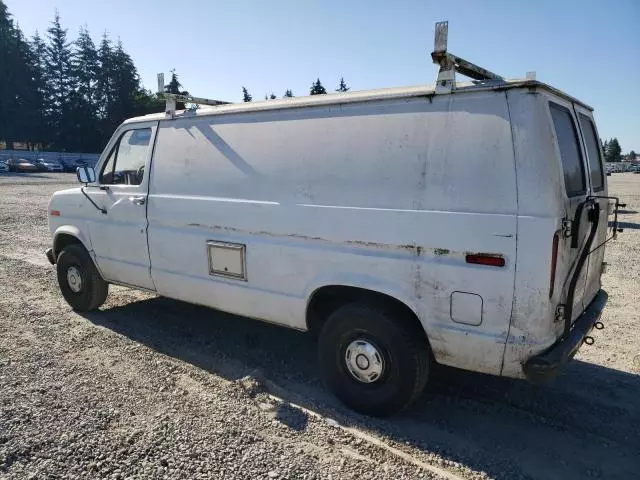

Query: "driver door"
<box><xmin>87</xmin><ymin>121</ymin><xmax>158</xmax><ymax>290</ymax></box>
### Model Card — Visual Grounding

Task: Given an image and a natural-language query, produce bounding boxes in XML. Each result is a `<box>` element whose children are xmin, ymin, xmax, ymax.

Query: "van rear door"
<box><xmin>574</xmin><ymin>106</ymin><xmax>608</xmax><ymax>306</ymax></box>
<box><xmin>548</xmin><ymin>100</ymin><xmax>590</xmax><ymax>323</ymax></box>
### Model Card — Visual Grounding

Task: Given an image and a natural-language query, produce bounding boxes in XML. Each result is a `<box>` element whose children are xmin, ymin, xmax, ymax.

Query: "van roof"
<box><xmin>124</xmin><ymin>79</ymin><xmax>593</xmax><ymax>124</ymax></box>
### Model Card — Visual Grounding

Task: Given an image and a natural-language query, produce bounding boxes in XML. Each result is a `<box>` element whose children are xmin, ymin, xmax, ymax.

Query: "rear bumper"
<box><xmin>523</xmin><ymin>289</ymin><xmax>608</xmax><ymax>383</ymax></box>
<box><xmin>45</xmin><ymin>248</ymin><xmax>56</xmax><ymax>265</ymax></box>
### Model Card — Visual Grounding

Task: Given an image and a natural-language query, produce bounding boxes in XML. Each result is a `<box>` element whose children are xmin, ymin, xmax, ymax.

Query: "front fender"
<box><xmin>52</xmin><ymin>225</ymin><xmax>93</xmax><ymax>257</ymax></box>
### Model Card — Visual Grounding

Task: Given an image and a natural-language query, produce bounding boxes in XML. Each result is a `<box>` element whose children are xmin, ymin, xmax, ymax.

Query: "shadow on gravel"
<box><xmin>610</xmin><ymin>220</ymin><xmax>640</xmax><ymax>230</ymax></box>
<box><xmin>81</xmin><ymin>296</ymin><xmax>640</xmax><ymax>480</ymax></box>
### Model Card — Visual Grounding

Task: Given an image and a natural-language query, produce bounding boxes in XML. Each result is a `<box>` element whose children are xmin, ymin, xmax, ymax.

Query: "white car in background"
<box><xmin>34</xmin><ymin>159</ymin><xmax>64</xmax><ymax>172</ymax></box>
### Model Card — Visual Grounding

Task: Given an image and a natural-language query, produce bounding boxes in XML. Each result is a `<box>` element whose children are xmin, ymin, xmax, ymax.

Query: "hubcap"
<box><xmin>344</xmin><ymin>339</ymin><xmax>384</xmax><ymax>383</ymax></box>
<box><xmin>66</xmin><ymin>266</ymin><xmax>83</xmax><ymax>293</ymax></box>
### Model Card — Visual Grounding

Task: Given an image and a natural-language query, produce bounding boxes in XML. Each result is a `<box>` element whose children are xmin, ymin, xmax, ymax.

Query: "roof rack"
<box><xmin>430</xmin><ymin>21</ymin><xmax>505</xmax><ymax>94</ymax></box>
<box><xmin>157</xmin><ymin>73</ymin><xmax>231</xmax><ymax>117</ymax></box>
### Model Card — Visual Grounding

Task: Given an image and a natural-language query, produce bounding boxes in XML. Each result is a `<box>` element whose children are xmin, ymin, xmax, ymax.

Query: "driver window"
<box><xmin>99</xmin><ymin>128</ymin><xmax>152</xmax><ymax>185</ymax></box>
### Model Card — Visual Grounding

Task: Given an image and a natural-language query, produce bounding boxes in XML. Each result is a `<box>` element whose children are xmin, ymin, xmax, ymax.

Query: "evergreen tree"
<box><xmin>606</xmin><ymin>138</ymin><xmax>622</xmax><ymax>162</ymax></box>
<box><xmin>13</xmin><ymin>25</ymin><xmax>40</xmax><ymax>149</ymax></box>
<box><xmin>310</xmin><ymin>78</ymin><xmax>326</xmax><ymax>95</ymax></box>
<box><xmin>74</xmin><ymin>26</ymin><xmax>98</xmax><ymax>106</ymax></box>
<box><xmin>335</xmin><ymin>77</ymin><xmax>349</xmax><ymax>92</ymax></box>
<box><xmin>95</xmin><ymin>33</ymin><xmax>114</xmax><ymax>123</ymax></box>
<box><xmin>132</xmin><ymin>88</ymin><xmax>164</xmax><ymax>117</ymax></box>
<box><xmin>269</xmin><ymin>93</ymin><xmax>276</xmax><ymax>100</ymax></box>
<box><xmin>242</xmin><ymin>86</ymin><xmax>252</xmax><ymax>102</ymax></box>
<box><xmin>164</xmin><ymin>69</ymin><xmax>188</xmax><ymax>110</ymax></box>
<box><xmin>0</xmin><ymin>2</ymin><xmax>38</xmax><ymax>148</ymax></box>
<box><xmin>72</xmin><ymin>25</ymin><xmax>100</xmax><ymax>151</ymax></box>
<box><xmin>629</xmin><ymin>150</ymin><xmax>637</xmax><ymax>161</ymax></box>
<box><xmin>283</xmin><ymin>89</ymin><xmax>293</xmax><ymax>98</ymax></box>
<box><xmin>29</xmin><ymin>31</ymin><xmax>49</xmax><ymax>147</ymax></box>
<box><xmin>45</xmin><ymin>10</ymin><xmax>76</xmax><ymax>149</ymax></box>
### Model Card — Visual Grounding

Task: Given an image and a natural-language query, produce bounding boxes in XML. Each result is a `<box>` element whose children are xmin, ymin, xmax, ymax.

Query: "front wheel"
<box><xmin>56</xmin><ymin>244</ymin><xmax>108</xmax><ymax>311</ymax></box>
<box><xmin>318</xmin><ymin>302</ymin><xmax>430</xmax><ymax>417</ymax></box>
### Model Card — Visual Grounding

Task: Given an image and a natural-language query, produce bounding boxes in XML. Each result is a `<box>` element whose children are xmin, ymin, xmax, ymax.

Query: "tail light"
<box><xmin>549</xmin><ymin>232</ymin><xmax>560</xmax><ymax>298</ymax></box>
<box><xmin>465</xmin><ymin>254</ymin><xmax>505</xmax><ymax>267</ymax></box>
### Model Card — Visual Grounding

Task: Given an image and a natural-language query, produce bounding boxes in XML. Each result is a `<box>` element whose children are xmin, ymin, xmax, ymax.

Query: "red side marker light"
<box><xmin>51</xmin><ymin>210</ymin><xmax>61</xmax><ymax>217</ymax></box>
<box><xmin>465</xmin><ymin>254</ymin><xmax>505</xmax><ymax>267</ymax></box>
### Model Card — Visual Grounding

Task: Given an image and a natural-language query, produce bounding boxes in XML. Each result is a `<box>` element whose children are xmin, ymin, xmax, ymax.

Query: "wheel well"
<box><xmin>306</xmin><ymin>285</ymin><xmax>429</xmax><ymax>343</ymax></box>
<box><xmin>53</xmin><ymin>233</ymin><xmax>83</xmax><ymax>259</ymax></box>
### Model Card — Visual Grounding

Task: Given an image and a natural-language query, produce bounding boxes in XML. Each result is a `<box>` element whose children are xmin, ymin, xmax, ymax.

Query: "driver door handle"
<box><xmin>129</xmin><ymin>196</ymin><xmax>146</xmax><ymax>206</ymax></box>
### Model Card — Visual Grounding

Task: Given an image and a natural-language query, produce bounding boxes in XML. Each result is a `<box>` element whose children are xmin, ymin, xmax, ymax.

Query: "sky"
<box><xmin>6</xmin><ymin>0</ymin><xmax>640</xmax><ymax>152</ymax></box>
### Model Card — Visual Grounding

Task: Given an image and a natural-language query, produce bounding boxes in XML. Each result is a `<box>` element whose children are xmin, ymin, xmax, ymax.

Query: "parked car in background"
<box><xmin>34</xmin><ymin>158</ymin><xmax>64</xmax><ymax>172</ymax></box>
<box><xmin>0</xmin><ymin>161</ymin><xmax>8</xmax><ymax>173</ymax></box>
<box><xmin>62</xmin><ymin>159</ymin><xmax>89</xmax><ymax>173</ymax></box>
<box><xmin>6</xmin><ymin>158</ymin><xmax>38</xmax><ymax>172</ymax></box>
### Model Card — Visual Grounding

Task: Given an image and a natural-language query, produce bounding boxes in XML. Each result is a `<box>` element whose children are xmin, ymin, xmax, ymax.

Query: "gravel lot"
<box><xmin>1</xmin><ymin>172</ymin><xmax>639</xmax><ymax>480</ymax></box>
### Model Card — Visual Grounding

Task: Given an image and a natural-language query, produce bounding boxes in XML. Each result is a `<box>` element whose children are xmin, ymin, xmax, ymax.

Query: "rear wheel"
<box><xmin>318</xmin><ymin>302</ymin><xmax>430</xmax><ymax>417</ymax></box>
<box><xmin>56</xmin><ymin>244</ymin><xmax>108</xmax><ymax>311</ymax></box>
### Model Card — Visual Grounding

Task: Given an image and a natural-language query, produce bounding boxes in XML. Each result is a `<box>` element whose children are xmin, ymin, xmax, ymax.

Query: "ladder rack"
<box><xmin>157</xmin><ymin>73</ymin><xmax>231</xmax><ymax>116</ymax></box>
<box><xmin>431</xmin><ymin>21</ymin><xmax>505</xmax><ymax>94</ymax></box>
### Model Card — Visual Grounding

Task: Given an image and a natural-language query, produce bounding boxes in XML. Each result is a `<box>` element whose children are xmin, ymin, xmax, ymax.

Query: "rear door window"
<box><xmin>578</xmin><ymin>114</ymin><xmax>604</xmax><ymax>192</ymax></box>
<box><xmin>549</xmin><ymin>103</ymin><xmax>586</xmax><ymax>197</ymax></box>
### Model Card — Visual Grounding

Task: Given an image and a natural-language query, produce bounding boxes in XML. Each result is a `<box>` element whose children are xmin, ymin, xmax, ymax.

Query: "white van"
<box><xmin>46</xmin><ymin>23</ymin><xmax>621</xmax><ymax>416</ymax></box>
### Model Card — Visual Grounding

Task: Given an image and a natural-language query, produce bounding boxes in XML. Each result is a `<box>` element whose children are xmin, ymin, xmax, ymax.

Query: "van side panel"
<box><xmin>502</xmin><ymin>89</ymin><xmax>566</xmax><ymax>377</ymax></box>
<box><xmin>147</xmin><ymin>92</ymin><xmax>517</xmax><ymax>375</ymax></box>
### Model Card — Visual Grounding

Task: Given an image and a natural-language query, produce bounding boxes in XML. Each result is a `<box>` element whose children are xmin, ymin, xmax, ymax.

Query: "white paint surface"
<box><xmin>47</xmin><ymin>81</ymin><xmax>607</xmax><ymax>379</ymax></box>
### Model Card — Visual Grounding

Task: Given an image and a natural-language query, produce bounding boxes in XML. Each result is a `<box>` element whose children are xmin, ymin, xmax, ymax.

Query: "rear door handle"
<box><xmin>129</xmin><ymin>196</ymin><xmax>146</xmax><ymax>206</ymax></box>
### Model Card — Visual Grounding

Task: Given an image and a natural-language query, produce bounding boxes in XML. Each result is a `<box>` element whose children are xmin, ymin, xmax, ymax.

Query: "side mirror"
<box><xmin>77</xmin><ymin>166</ymin><xmax>96</xmax><ymax>184</ymax></box>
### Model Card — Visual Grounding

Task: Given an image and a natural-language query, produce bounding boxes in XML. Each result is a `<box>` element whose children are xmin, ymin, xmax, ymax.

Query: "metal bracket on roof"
<box><xmin>157</xmin><ymin>73</ymin><xmax>231</xmax><ymax>117</ymax></box>
<box><xmin>431</xmin><ymin>21</ymin><xmax>504</xmax><ymax>94</ymax></box>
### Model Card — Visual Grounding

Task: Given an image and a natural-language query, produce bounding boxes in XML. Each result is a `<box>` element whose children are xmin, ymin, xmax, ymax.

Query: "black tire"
<box><xmin>318</xmin><ymin>302</ymin><xmax>430</xmax><ymax>417</ymax></box>
<box><xmin>56</xmin><ymin>244</ymin><xmax>108</xmax><ymax>311</ymax></box>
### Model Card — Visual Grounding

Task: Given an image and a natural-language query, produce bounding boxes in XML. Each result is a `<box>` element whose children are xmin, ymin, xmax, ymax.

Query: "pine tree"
<box><xmin>335</xmin><ymin>77</ymin><xmax>349</xmax><ymax>92</ymax></box>
<box><xmin>74</xmin><ymin>26</ymin><xmax>98</xmax><ymax>106</ymax></box>
<box><xmin>45</xmin><ymin>10</ymin><xmax>77</xmax><ymax>149</ymax></box>
<box><xmin>283</xmin><ymin>89</ymin><xmax>293</xmax><ymax>98</ymax></box>
<box><xmin>242</xmin><ymin>86</ymin><xmax>252</xmax><ymax>102</ymax></box>
<box><xmin>0</xmin><ymin>2</ymin><xmax>38</xmax><ymax>148</ymax></box>
<box><xmin>29</xmin><ymin>32</ymin><xmax>49</xmax><ymax>147</ymax></box>
<box><xmin>72</xmin><ymin>25</ymin><xmax>100</xmax><ymax>151</ymax></box>
<box><xmin>606</xmin><ymin>138</ymin><xmax>622</xmax><ymax>162</ymax></box>
<box><xmin>13</xmin><ymin>26</ymin><xmax>40</xmax><ymax>149</ymax></box>
<box><xmin>269</xmin><ymin>93</ymin><xmax>276</xmax><ymax>100</ymax></box>
<box><xmin>110</xmin><ymin>40</ymin><xmax>142</xmax><ymax>122</ymax></box>
<box><xmin>164</xmin><ymin>69</ymin><xmax>188</xmax><ymax>110</ymax></box>
<box><xmin>629</xmin><ymin>150</ymin><xmax>637</xmax><ymax>161</ymax></box>
<box><xmin>95</xmin><ymin>33</ymin><xmax>114</xmax><ymax>123</ymax></box>
<box><xmin>310</xmin><ymin>78</ymin><xmax>327</xmax><ymax>95</ymax></box>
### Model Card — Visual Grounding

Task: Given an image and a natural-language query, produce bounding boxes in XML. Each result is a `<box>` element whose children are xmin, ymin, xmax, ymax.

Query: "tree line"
<box><xmin>601</xmin><ymin>137</ymin><xmax>636</xmax><ymax>162</ymax></box>
<box><xmin>0</xmin><ymin>2</ymin><xmax>169</xmax><ymax>153</ymax></box>
<box><xmin>242</xmin><ymin>76</ymin><xmax>348</xmax><ymax>103</ymax></box>
<box><xmin>1</xmin><ymin>1</ymin><xmax>355</xmax><ymax>154</ymax></box>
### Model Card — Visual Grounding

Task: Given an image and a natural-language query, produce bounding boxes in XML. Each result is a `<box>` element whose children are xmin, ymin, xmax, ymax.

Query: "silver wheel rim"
<box><xmin>344</xmin><ymin>339</ymin><xmax>384</xmax><ymax>383</ymax></box>
<box><xmin>66</xmin><ymin>266</ymin><xmax>83</xmax><ymax>293</ymax></box>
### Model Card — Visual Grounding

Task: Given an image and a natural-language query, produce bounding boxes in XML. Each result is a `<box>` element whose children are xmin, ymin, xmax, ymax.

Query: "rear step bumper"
<box><xmin>524</xmin><ymin>289</ymin><xmax>608</xmax><ymax>383</ymax></box>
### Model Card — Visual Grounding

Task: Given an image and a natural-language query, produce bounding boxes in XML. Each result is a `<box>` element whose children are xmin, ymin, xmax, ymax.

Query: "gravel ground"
<box><xmin>1</xmin><ymin>171</ymin><xmax>639</xmax><ymax>480</ymax></box>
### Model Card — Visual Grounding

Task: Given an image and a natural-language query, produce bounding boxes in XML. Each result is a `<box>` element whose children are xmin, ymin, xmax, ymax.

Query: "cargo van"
<box><xmin>45</xmin><ymin>22</ymin><xmax>622</xmax><ymax>416</ymax></box>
